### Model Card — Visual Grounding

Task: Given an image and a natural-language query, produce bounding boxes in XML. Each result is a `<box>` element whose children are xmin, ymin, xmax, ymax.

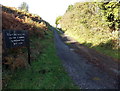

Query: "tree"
<box><xmin>18</xmin><ymin>2</ymin><xmax>29</xmax><ymax>12</ymax></box>
<box><xmin>66</xmin><ymin>5</ymin><xmax>73</xmax><ymax>12</ymax></box>
<box><xmin>98</xmin><ymin>1</ymin><xmax>119</xmax><ymax>31</ymax></box>
<box><xmin>55</xmin><ymin>16</ymin><xmax>62</xmax><ymax>28</ymax></box>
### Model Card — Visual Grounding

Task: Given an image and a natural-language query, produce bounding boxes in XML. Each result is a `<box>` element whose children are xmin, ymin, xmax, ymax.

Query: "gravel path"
<box><xmin>0</xmin><ymin>32</ymin><xmax>2</xmax><ymax>90</ymax></box>
<box><xmin>54</xmin><ymin>30</ymin><xmax>118</xmax><ymax>89</ymax></box>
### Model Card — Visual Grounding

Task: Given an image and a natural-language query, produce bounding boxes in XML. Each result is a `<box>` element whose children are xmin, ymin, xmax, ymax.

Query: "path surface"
<box><xmin>0</xmin><ymin>32</ymin><xmax>2</xmax><ymax>90</ymax></box>
<box><xmin>54</xmin><ymin>30</ymin><xmax>118</xmax><ymax>89</ymax></box>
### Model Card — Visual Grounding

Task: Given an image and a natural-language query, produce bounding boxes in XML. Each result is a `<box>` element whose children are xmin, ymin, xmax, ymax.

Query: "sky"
<box><xmin>0</xmin><ymin>0</ymin><xmax>86</xmax><ymax>25</ymax></box>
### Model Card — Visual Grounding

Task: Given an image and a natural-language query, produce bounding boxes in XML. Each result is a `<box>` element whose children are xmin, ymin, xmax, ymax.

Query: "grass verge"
<box><xmin>4</xmin><ymin>30</ymin><xmax>79</xmax><ymax>89</ymax></box>
<box><xmin>93</xmin><ymin>46</ymin><xmax>119</xmax><ymax>60</ymax></box>
<box><xmin>64</xmin><ymin>32</ymin><xmax>119</xmax><ymax>60</ymax></box>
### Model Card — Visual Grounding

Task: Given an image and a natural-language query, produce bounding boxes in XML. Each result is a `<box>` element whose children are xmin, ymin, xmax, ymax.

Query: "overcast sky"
<box><xmin>0</xmin><ymin>0</ymin><xmax>87</xmax><ymax>25</ymax></box>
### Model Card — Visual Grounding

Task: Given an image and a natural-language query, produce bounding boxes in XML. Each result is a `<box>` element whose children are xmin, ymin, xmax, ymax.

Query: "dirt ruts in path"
<box><xmin>54</xmin><ymin>30</ymin><xmax>118</xmax><ymax>89</ymax></box>
<box><xmin>60</xmin><ymin>33</ymin><xmax>119</xmax><ymax>79</ymax></box>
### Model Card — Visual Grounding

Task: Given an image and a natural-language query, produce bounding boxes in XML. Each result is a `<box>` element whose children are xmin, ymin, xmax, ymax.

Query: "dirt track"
<box><xmin>60</xmin><ymin>33</ymin><xmax>120</xmax><ymax>78</ymax></box>
<box><xmin>0</xmin><ymin>32</ymin><xmax>2</xmax><ymax>90</ymax></box>
<box><xmin>54</xmin><ymin>29</ymin><xmax>118</xmax><ymax>89</ymax></box>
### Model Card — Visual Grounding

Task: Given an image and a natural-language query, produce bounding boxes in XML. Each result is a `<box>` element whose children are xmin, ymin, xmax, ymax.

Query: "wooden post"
<box><xmin>27</xmin><ymin>31</ymin><xmax>31</xmax><ymax>65</ymax></box>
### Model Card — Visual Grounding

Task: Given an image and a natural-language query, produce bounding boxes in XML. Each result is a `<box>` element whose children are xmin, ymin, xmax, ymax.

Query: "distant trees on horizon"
<box><xmin>18</xmin><ymin>2</ymin><xmax>29</xmax><ymax>12</ymax></box>
<box><xmin>55</xmin><ymin>16</ymin><xmax>62</xmax><ymax>28</ymax></box>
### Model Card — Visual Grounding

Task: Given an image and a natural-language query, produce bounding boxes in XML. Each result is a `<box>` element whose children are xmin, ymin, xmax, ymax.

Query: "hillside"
<box><xmin>2</xmin><ymin>5</ymin><xmax>50</xmax><ymax>70</ymax></box>
<box><xmin>59</xmin><ymin>2</ymin><xmax>120</xmax><ymax>60</ymax></box>
<box><xmin>2</xmin><ymin>5</ymin><xmax>49</xmax><ymax>87</ymax></box>
<box><xmin>2</xmin><ymin>5</ymin><xmax>49</xmax><ymax>36</ymax></box>
<box><xmin>2</xmin><ymin>5</ymin><xmax>78</xmax><ymax>89</ymax></box>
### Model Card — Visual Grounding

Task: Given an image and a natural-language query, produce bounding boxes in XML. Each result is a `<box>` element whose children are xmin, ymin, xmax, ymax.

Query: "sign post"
<box><xmin>27</xmin><ymin>32</ymin><xmax>31</xmax><ymax>65</ymax></box>
<box><xmin>3</xmin><ymin>30</ymin><xmax>31</xmax><ymax>65</ymax></box>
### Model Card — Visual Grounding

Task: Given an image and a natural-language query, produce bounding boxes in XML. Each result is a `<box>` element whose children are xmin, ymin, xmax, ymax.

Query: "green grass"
<box><xmin>64</xmin><ymin>31</ymin><xmax>119</xmax><ymax>60</ymax></box>
<box><xmin>93</xmin><ymin>46</ymin><xmax>119</xmax><ymax>60</ymax></box>
<box><xmin>4</xmin><ymin>31</ymin><xmax>79</xmax><ymax>89</ymax></box>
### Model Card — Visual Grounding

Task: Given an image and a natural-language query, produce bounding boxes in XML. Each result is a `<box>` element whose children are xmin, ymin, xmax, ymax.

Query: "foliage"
<box><xmin>98</xmin><ymin>1</ymin><xmax>120</xmax><ymax>31</ymax></box>
<box><xmin>59</xmin><ymin>2</ymin><xmax>119</xmax><ymax>59</ymax></box>
<box><xmin>55</xmin><ymin>16</ymin><xmax>62</xmax><ymax>27</ymax></box>
<box><xmin>18</xmin><ymin>2</ymin><xmax>29</xmax><ymax>12</ymax></box>
<box><xmin>2</xmin><ymin>5</ymin><xmax>48</xmax><ymax>37</ymax></box>
<box><xmin>66</xmin><ymin>5</ymin><xmax>74</xmax><ymax>12</ymax></box>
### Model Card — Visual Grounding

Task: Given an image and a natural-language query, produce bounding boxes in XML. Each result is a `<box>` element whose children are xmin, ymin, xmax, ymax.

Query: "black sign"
<box><xmin>3</xmin><ymin>30</ymin><xmax>31</xmax><ymax>65</ymax></box>
<box><xmin>3</xmin><ymin>30</ymin><xmax>28</xmax><ymax>48</ymax></box>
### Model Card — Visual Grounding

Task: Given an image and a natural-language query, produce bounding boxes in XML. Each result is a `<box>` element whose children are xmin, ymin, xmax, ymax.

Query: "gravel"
<box><xmin>54</xmin><ymin>30</ymin><xmax>118</xmax><ymax>89</ymax></box>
